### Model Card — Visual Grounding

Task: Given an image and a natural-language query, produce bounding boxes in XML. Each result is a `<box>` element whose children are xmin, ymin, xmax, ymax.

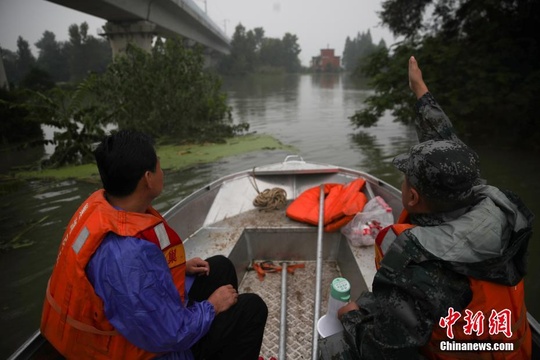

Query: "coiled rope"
<box><xmin>249</xmin><ymin>168</ymin><xmax>287</xmax><ymax>211</ymax></box>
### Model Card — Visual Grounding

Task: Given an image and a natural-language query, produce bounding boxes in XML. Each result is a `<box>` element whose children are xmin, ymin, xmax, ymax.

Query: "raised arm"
<box><xmin>409</xmin><ymin>56</ymin><xmax>465</xmax><ymax>145</ymax></box>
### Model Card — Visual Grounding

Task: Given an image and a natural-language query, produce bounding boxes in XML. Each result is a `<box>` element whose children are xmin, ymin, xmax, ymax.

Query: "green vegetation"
<box><xmin>218</xmin><ymin>24</ymin><xmax>302</xmax><ymax>74</ymax></box>
<box><xmin>1</xmin><ymin>21</ymin><xmax>113</xmax><ymax>168</ymax></box>
<box><xmin>14</xmin><ymin>134</ymin><xmax>296</xmax><ymax>181</ymax></box>
<box><xmin>2</xmin><ymin>22</ymin><xmax>111</xmax><ymax>85</ymax></box>
<box><xmin>2</xmin><ymin>21</ymin><xmax>308</xmax><ymax>173</ymax></box>
<box><xmin>96</xmin><ymin>38</ymin><xmax>244</xmax><ymax>143</ymax></box>
<box><xmin>0</xmin><ymin>88</ymin><xmax>42</xmax><ymax>146</ymax></box>
<box><xmin>350</xmin><ymin>0</ymin><xmax>540</xmax><ymax>150</ymax></box>
<box><xmin>28</xmin><ymin>81</ymin><xmax>111</xmax><ymax>168</ymax></box>
<box><xmin>3</xmin><ymin>31</ymin><xmax>250</xmax><ymax>169</ymax></box>
<box><xmin>342</xmin><ymin>30</ymin><xmax>387</xmax><ymax>76</ymax></box>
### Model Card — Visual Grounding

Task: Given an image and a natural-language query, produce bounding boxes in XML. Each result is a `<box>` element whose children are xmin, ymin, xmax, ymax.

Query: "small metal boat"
<box><xmin>8</xmin><ymin>156</ymin><xmax>540</xmax><ymax>359</ymax></box>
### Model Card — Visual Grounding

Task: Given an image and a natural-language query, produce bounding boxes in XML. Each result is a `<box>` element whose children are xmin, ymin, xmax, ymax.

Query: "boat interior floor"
<box><xmin>240</xmin><ymin>260</ymin><xmax>339</xmax><ymax>358</ymax></box>
<box><xmin>181</xmin><ymin>207</ymin><xmax>375</xmax><ymax>358</ymax></box>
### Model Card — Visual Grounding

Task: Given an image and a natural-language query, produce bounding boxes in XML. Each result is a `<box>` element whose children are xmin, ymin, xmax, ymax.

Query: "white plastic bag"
<box><xmin>341</xmin><ymin>196</ymin><xmax>394</xmax><ymax>247</ymax></box>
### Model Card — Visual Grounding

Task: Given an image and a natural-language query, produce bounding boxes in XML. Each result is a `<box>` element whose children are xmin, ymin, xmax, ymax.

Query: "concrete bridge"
<box><xmin>46</xmin><ymin>0</ymin><xmax>231</xmax><ymax>56</ymax></box>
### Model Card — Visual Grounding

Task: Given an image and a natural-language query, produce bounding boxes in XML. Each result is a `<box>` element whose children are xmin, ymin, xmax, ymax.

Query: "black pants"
<box><xmin>189</xmin><ymin>255</ymin><xmax>268</xmax><ymax>360</ymax></box>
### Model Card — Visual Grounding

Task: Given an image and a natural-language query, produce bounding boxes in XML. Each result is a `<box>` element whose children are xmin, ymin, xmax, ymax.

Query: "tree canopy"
<box><xmin>351</xmin><ymin>0</ymin><xmax>540</xmax><ymax>150</ymax></box>
<box><xmin>3</xmin><ymin>37</ymin><xmax>37</xmax><ymax>85</ymax></box>
<box><xmin>96</xmin><ymin>38</ymin><xmax>243</xmax><ymax>143</ymax></box>
<box><xmin>218</xmin><ymin>24</ymin><xmax>302</xmax><ymax>74</ymax></box>
<box><xmin>1</xmin><ymin>22</ymin><xmax>111</xmax><ymax>87</ymax></box>
<box><xmin>34</xmin><ymin>31</ymin><xmax>69</xmax><ymax>83</ymax></box>
<box><xmin>342</xmin><ymin>30</ymin><xmax>386</xmax><ymax>73</ymax></box>
<box><xmin>65</xmin><ymin>23</ymin><xmax>111</xmax><ymax>82</ymax></box>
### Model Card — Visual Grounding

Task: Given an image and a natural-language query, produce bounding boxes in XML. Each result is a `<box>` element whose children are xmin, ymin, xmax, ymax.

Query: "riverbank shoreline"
<box><xmin>7</xmin><ymin>134</ymin><xmax>296</xmax><ymax>183</ymax></box>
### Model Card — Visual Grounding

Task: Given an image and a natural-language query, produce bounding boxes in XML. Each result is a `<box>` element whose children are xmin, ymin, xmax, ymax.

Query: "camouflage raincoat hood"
<box><xmin>405</xmin><ymin>184</ymin><xmax>533</xmax><ymax>286</ymax></box>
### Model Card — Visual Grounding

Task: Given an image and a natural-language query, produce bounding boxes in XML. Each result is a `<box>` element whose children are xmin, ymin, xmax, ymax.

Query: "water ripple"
<box><xmin>33</xmin><ymin>187</ymin><xmax>78</xmax><ymax>200</ymax></box>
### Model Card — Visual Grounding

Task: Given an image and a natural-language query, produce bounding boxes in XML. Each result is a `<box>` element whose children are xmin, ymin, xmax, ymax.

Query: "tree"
<box><xmin>65</xmin><ymin>22</ymin><xmax>111</xmax><ymax>82</ymax></box>
<box><xmin>1</xmin><ymin>47</ymin><xmax>18</xmax><ymax>86</ymax></box>
<box><xmin>0</xmin><ymin>87</ymin><xmax>43</xmax><ymax>146</ymax></box>
<box><xmin>281</xmin><ymin>33</ymin><xmax>301</xmax><ymax>73</ymax></box>
<box><xmin>14</xmin><ymin>37</ymin><xmax>36</xmax><ymax>84</ymax></box>
<box><xmin>222</xmin><ymin>24</ymin><xmax>258</xmax><ymax>74</ymax></box>
<box><xmin>4</xmin><ymin>25</ymin><xmax>110</xmax><ymax>87</ymax></box>
<box><xmin>342</xmin><ymin>30</ymin><xmax>385</xmax><ymax>74</ymax></box>
<box><xmin>259</xmin><ymin>38</ymin><xmax>283</xmax><ymax>68</ymax></box>
<box><xmin>253</xmin><ymin>28</ymin><xmax>265</xmax><ymax>51</ymax></box>
<box><xmin>96</xmin><ymin>37</ymin><xmax>244</xmax><ymax>143</ymax></box>
<box><xmin>27</xmin><ymin>78</ymin><xmax>111</xmax><ymax>167</ymax></box>
<box><xmin>82</xmin><ymin>35</ymin><xmax>111</xmax><ymax>74</ymax></box>
<box><xmin>35</xmin><ymin>31</ymin><xmax>69</xmax><ymax>83</ymax></box>
<box><xmin>219</xmin><ymin>24</ymin><xmax>302</xmax><ymax>74</ymax></box>
<box><xmin>342</xmin><ymin>36</ymin><xmax>354</xmax><ymax>71</ymax></box>
<box><xmin>20</xmin><ymin>67</ymin><xmax>55</xmax><ymax>91</ymax></box>
<box><xmin>66</xmin><ymin>23</ymin><xmax>86</xmax><ymax>82</ymax></box>
<box><xmin>351</xmin><ymin>0</ymin><xmax>540</xmax><ymax>150</ymax></box>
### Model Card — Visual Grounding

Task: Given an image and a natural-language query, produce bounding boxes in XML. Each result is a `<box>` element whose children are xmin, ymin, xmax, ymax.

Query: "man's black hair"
<box><xmin>94</xmin><ymin>130</ymin><xmax>157</xmax><ymax>197</ymax></box>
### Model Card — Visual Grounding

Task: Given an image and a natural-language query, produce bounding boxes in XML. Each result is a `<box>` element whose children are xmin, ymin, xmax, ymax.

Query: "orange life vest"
<box><xmin>374</xmin><ymin>211</ymin><xmax>531</xmax><ymax>359</ymax></box>
<box><xmin>40</xmin><ymin>190</ymin><xmax>187</xmax><ymax>359</ymax></box>
<box><xmin>286</xmin><ymin>178</ymin><xmax>368</xmax><ymax>232</ymax></box>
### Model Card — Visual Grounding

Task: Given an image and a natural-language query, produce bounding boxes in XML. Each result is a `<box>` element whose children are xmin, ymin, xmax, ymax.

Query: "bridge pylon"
<box><xmin>100</xmin><ymin>21</ymin><xmax>157</xmax><ymax>57</ymax></box>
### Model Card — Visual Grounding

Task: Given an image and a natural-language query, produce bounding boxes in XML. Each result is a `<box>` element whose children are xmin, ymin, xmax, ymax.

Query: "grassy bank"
<box><xmin>15</xmin><ymin>134</ymin><xmax>296</xmax><ymax>181</ymax></box>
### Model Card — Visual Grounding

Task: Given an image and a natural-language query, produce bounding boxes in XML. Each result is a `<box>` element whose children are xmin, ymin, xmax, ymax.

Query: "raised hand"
<box><xmin>408</xmin><ymin>56</ymin><xmax>429</xmax><ymax>99</ymax></box>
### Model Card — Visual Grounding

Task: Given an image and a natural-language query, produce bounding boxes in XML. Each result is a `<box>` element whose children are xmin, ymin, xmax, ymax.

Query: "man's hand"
<box><xmin>338</xmin><ymin>302</ymin><xmax>359</xmax><ymax>320</ymax></box>
<box><xmin>208</xmin><ymin>284</ymin><xmax>238</xmax><ymax>315</ymax></box>
<box><xmin>186</xmin><ymin>257</ymin><xmax>210</xmax><ymax>276</ymax></box>
<box><xmin>409</xmin><ymin>56</ymin><xmax>429</xmax><ymax>99</ymax></box>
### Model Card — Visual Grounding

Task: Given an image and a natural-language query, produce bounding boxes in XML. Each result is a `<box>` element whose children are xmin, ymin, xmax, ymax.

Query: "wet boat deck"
<box><xmin>240</xmin><ymin>260</ymin><xmax>340</xmax><ymax>358</ymax></box>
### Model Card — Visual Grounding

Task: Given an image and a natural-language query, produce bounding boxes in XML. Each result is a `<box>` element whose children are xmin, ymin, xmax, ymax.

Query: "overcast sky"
<box><xmin>0</xmin><ymin>0</ymin><xmax>396</xmax><ymax>66</ymax></box>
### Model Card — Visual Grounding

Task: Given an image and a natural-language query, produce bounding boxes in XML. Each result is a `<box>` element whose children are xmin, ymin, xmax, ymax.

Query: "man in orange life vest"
<box><xmin>40</xmin><ymin>130</ymin><xmax>267</xmax><ymax>359</ymax></box>
<box><xmin>337</xmin><ymin>57</ymin><xmax>533</xmax><ymax>359</ymax></box>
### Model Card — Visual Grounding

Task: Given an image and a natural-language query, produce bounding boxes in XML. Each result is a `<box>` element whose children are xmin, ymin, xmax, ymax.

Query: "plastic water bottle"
<box><xmin>317</xmin><ymin>277</ymin><xmax>351</xmax><ymax>338</ymax></box>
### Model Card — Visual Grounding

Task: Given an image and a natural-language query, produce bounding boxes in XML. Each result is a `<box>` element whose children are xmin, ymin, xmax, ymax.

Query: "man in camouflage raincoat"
<box><xmin>337</xmin><ymin>56</ymin><xmax>534</xmax><ymax>359</ymax></box>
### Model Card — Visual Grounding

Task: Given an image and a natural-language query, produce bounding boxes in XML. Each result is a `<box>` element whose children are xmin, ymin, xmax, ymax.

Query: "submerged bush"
<box><xmin>97</xmin><ymin>37</ymin><xmax>248</xmax><ymax>143</ymax></box>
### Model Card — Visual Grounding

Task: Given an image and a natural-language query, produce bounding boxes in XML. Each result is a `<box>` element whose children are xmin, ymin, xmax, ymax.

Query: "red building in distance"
<box><xmin>311</xmin><ymin>48</ymin><xmax>341</xmax><ymax>72</ymax></box>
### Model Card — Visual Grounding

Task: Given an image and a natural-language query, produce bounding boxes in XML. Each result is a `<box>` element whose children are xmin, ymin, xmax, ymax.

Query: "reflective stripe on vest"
<box><xmin>154</xmin><ymin>223</ymin><xmax>171</xmax><ymax>249</ymax></box>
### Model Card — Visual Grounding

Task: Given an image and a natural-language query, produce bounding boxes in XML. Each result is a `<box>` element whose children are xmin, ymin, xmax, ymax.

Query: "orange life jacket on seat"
<box><xmin>286</xmin><ymin>178</ymin><xmax>368</xmax><ymax>232</ymax></box>
<box><xmin>374</xmin><ymin>211</ymin><xmax>531</xmax><ymax>359</ymax></box>
<box><xmin>40</xmin><ymin>190</ymin><xmax>186</xmax><ymax>359</ymax></box>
